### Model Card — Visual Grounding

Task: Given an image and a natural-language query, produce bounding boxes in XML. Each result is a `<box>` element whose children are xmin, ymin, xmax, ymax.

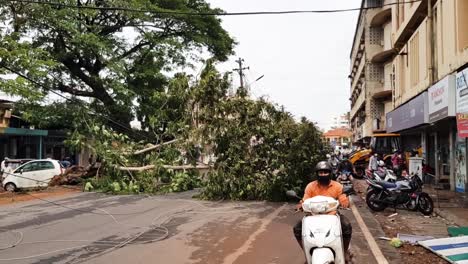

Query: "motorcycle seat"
<box><xmin>376</xmin><ymin>181</ymin><xmax>397</xmax><ymax>189</ymax></box>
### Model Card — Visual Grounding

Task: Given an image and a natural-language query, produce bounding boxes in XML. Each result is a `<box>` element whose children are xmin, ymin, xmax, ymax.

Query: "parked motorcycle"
<box><xmin>286</xmin><ymin>190</ymin><xmax>347</xmax><ymax>264</ymax></box>
<box><xmin>365</xmin><ymin>175</ymin><xmax>433</xmax><ymax>215</ymax></box>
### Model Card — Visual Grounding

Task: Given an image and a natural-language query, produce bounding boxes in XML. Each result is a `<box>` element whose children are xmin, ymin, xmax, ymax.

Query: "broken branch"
<box><xmin>133</xmin><ymin>139</ymin><xmax>180</xmax><ymax>155</ymax></box>
<box><xmin>118</xmin><ymin>164</ymin><xmax>212</xmax><ymax>172</ymax></box>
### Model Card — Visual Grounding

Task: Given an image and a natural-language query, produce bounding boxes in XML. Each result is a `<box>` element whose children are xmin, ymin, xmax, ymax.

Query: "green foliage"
<box><xmin>189</xmin><ymin>63</ymin><xmax>327</xmax><ymax>201</ymax></box>
<box><xmin>0</xmin><ymin>0</ymin><xmax>234</xmax><ymax>136</ymax></box>
<box><xmin>168</xmin><ymin>171</ymin><xmax>201</xmax><ymax>192</ymax></box>
<box><xmin>84</xmin><ymin>182</ymin><xmax>94</xmax><ymax>192</ymax></box>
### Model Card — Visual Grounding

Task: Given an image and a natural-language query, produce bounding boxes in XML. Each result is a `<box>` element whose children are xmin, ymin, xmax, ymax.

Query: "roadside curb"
<box><xmin>351</xmin><ymin>194</ymin><xmax>402</xmax><ymax>264</ymax></box>
<box><xmin>434</xmin><ymin>208</ymin><xmax>468</xmax><ymax>227</ymax></box>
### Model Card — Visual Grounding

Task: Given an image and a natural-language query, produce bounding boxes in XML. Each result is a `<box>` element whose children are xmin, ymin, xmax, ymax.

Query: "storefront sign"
<box><xmin>386</xmin><ymin>92</ymin><xmax>428</xmax><ymax>133</ymax></box>
<box><xmin>455</xmin><ymin>137</ymin><xmax>466</xmax><ymax>193</ymax></box>
<box><xmin>456</xmin><ymin>68</ymin><xmax>468</xmax><ymax>113</ymax></box>
<box><xmin>457</xmin><ymin>113</ymin><xmax>468</xmax><ymax>138</ymax></box>
<box><xmin>428</xmin><ymin>75</ymin><xmax>456</xmax><ymax>122</ymax></box>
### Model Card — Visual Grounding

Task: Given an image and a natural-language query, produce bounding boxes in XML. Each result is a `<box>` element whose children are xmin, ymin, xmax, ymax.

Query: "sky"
<box><xmin>207</xmin><ymin>0</ymin><xmax>361</xmax><ymax>131</ymax></box>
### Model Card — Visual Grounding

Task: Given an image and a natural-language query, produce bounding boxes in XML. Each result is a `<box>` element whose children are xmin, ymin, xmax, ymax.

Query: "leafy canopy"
<box><xmin>0</xmin><ymin>0</ymin><xmax>235</xmax><ymax>137</ymax></box>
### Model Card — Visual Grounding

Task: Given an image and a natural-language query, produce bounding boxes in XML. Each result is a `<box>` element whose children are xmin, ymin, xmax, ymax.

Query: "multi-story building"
<box><xmin>349</xmin><ymin>0</ymin><xmax>394</xmax><ymax>144</ymax></box>
<box><xmin>350</xmin><ymin>0</ymin><xmax>468</xmax><ymax>192</ymax></box>
<box><xmin>331</xmin><ymin>113</ymin><xmax>351</xmax><ymax>129</ymax></box>
<box><xmin>386</xmin><ymin>0</ymin><xmax>468</xmax><ymax>192</ymax></box>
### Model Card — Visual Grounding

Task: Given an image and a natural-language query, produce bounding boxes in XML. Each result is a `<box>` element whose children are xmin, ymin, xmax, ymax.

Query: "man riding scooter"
<box><xmin>293</xmin><ymin>161</ymin><xmax>353</xmax><ymax>253</ymax></box>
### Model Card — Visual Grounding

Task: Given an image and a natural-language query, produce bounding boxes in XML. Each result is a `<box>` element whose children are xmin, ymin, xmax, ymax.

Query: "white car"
<box><xmin>1</xmin><ymin>159</ymin><xmax>63</xmax><ymax>192</ymax></box>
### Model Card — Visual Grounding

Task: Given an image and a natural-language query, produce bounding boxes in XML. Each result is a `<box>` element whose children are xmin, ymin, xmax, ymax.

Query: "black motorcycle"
<box><xmin>365</xmin><ymin>175</ymin><xmax>433</xmax><ymax>215</ymax></box>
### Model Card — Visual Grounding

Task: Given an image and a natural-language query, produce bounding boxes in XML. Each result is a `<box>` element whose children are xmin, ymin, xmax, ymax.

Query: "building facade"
<box><xmin>323</xmin><ymin>128</ymin><xmax>353</xmax><ymax>148</ymax></box>
<box><xmin>350</xmin><ymin>0</ymin><xmax>468</xmax><ymax>191</ymax></box>
<box><xmin>331</xmin><ymin>113</ymin><xmax>351</xmax><ymax>129</ymax></box>
<box><xmin>349</xmin><ymin>0</ymin><xmax>395</xmax><ymax>144</ymax></box>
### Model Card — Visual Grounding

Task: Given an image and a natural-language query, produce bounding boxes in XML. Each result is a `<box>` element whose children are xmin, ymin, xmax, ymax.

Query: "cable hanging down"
<box><xmin>4</xmin><ymin>0</ymin><xmax>422</xmax><ymax>16</ymax></box>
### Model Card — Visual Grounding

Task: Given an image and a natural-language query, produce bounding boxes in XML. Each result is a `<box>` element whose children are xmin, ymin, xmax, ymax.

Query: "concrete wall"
<box><xmin>393</xmin><ymin>0</ymin><xmax>468</xmax><ymax>109</ymax></box>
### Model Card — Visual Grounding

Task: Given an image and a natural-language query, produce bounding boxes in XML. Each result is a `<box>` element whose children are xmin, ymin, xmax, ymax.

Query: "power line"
<box><xmin>4</xmin><ymin>0</ymin><xmax>422</xmax><ymax>16</ymax></box>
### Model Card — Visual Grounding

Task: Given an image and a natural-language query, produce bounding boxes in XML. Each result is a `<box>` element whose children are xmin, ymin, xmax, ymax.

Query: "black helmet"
<box><xmin>315</xmin><ymin>161</ymin><xmax>332</xmax><ymax>173</ymax></box>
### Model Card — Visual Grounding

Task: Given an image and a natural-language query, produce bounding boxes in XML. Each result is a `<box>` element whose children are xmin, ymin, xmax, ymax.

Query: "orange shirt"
<box><xmin>302</xmin><ymin>180</ymin><xmax>349</xmax><ymax>209</ymax></box>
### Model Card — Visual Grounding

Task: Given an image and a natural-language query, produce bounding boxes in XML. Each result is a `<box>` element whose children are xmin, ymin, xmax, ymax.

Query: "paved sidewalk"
<box><xmin>425</xmin><ymin>186</ymin><xmax>468</xmax><ymax>227</ymax></box>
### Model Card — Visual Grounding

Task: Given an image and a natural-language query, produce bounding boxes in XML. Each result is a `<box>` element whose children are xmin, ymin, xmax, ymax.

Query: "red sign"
<box><xmin>457</xmin><ymin>113</ymin><xmax>468</xmax><ymax>138</ymax></box>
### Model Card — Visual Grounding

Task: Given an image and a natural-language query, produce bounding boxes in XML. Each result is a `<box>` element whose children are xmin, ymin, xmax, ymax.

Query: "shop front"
<box><xmin>455</xmin><ymin>67</ymin><xmax>468</xmax><ymax>192</ymax></box>
<box><xmin>386</xmin><ymin>91</ymin><xmax>428</xmax><ymax>155</ymax></box>
<box><xmin>427</xmin><ymin>75</ymin><xmax>457</xmax><ymax>190</ymax></box>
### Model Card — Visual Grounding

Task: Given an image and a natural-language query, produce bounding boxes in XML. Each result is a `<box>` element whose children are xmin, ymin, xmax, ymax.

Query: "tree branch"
<box><xmin>116</xmin><ymin>41</ymin><xmax>150</xmax><ymax>61</ymax></box>
<box><xmin>56</xmin><ymin>83</ymin><xmax>95</xmax><ymax>97</ymax></box>
<box><xmin>118</xmin><ymin>164</ymin><xmax>212</xmax><ymax>172</ymax></box>
<box><xmin>133</xmin><ymin>139</ymin><xmax>180</xmax><ymax>155</ymax></box>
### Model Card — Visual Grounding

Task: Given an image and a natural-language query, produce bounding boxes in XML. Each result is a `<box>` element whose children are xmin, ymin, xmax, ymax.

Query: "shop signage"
<box><xmin>428</xmin><ymin>75</ymin><xmax>456</xmax><ymax>122</ymax></box>
<box><xmin>386</xmin><ymin>92</ymin><xmax>428</xmax><ymax>133</ymax></box>
<box><xmin>456</xmin><ymin>68</ymin><xmax>468</xmax><ymax>113</ymax></box>
<box><xmin>457</xmin><ymin>113</ymin><xmax>468</xmax><ymax>138</ymax></box>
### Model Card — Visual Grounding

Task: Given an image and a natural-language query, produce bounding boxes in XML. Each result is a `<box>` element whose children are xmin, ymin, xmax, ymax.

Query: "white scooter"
<box><xmin>287</xmin><ymin>191</ymin><xmax>346</xmax><ymax>264</ymax></box>
<box><xmin>372</xmin><ymin>160</ymin><xmax>397</xmax><ymax>182</ymax></box>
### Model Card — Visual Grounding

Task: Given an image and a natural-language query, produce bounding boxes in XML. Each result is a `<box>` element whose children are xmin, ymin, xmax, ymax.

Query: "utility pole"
<box><xmin>233</xmin><ymin>57</ymin><xmax>249</xmax><ymax>88</ymax></box>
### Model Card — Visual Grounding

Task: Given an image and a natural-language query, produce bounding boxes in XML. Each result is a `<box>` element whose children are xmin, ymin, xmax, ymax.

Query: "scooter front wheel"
<box><xmin>311</xmin><ymin>248</ymin><xmax>335</xmax><ymax>264</ymax></box>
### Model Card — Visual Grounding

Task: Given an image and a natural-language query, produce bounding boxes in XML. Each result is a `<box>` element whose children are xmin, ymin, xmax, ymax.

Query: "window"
<box><xmin>410</xmin><ymin>32</ymin><xmax>420</xmax><ymax>86</ymax></box>
<box><xmin>16</xmin><ymin>162</ymin><xmax>39</xmax><ymax>173</ymax></box>
<box><xmin>457</xmin><ymin>0</ymin><xmax>468</xmax><ymax>51</ymax></box>
<box><xmin>37</xmin><ymin>161</ymin><xmax>55</xmax><ymax>170</ymax></box>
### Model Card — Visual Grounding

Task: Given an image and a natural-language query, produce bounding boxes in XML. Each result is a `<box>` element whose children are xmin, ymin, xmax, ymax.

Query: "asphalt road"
<box><xmin>0</xmin><ymin>190</ymin><xmax>381</xmax><ymax>264</ymax></box>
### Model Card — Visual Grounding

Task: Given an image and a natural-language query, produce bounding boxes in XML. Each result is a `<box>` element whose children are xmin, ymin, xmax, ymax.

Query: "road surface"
<box><xmin>0</xmin><ymin>191</ymin><xmax>385</xmax><ymax>264</ymax></box>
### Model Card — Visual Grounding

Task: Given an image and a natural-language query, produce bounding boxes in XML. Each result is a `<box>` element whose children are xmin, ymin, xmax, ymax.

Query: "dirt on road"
<box><xmin>0</xmin><ymin>186</ymin><xmax>81</xmax><ymax>205</ymax></box>
<box><xmin>353</xmin><ymin>179</ymin><xmax>449</xmax><ymax>264</ymax></box>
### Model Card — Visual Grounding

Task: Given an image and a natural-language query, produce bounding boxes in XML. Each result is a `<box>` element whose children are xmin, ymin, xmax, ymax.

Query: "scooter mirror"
<box><xmin>286</xmin><ymin>190</ymin><xmax>298</xmax><ymax>199</ymax></box>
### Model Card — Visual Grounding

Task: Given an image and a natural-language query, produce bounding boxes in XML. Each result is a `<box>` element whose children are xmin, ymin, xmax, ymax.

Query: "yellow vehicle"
<box><xmin>349</xmin><ymin>133</ymin><xmax>401</xmax><ymax>178</ymax></box>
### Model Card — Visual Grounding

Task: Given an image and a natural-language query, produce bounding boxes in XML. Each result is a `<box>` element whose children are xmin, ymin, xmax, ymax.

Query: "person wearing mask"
<box><xmin>292</xmin><ymin>161</ymin><xmax>352</xmax><ymax>252</ymax></box>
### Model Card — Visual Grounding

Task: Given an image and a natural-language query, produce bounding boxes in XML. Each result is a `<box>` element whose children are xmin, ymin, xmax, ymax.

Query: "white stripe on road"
<box><xmin>350</xmin><ymin>198</ymin><xmax>389</xmax><ymax>264</ymax></box>
<box><xmin>223</xmin><ymin>203</ymin><xmax>287</xmax><ymax>264</ymax></box>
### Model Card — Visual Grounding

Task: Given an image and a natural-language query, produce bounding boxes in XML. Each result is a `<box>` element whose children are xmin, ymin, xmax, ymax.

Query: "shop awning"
<box><xmin>0</xmin><ymin>127</ymin><xmax>48</xmax><ymax>136</ymax></box>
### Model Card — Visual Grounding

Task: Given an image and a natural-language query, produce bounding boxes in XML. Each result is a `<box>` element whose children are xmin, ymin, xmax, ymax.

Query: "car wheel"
<box><xmin>4</xmin><ymin>183</ymin><xmax>16</xmax><ymax>192</ymax></box>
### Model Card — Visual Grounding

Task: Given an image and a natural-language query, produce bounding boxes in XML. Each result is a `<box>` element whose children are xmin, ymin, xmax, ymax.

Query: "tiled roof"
<box><xmin>323</xmin><ymin>128</ymin><xmax>352</xmax><ymax>138</ymax></box>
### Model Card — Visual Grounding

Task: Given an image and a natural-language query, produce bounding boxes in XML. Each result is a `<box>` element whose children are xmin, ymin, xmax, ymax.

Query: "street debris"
<box><xmin>419</xmin><ymin>236</ymin><xmax>468</xmax><ymax>263</ymax></box>
<box><xmin>397</xmin><ymin>233</ymin><xmax>434</xmax><ymax>245</ymax></box>
<box><xmin>390</xmin><ymin>237</ymin><xmax>403</xmax><ymax>248</ymax></box>
<box><xmin>447</xmin><ymin>227</ymin><xmax>468</xmax><ymax>237</ymax></box>
<box><xmin>49</xmin><ymin>166</ymin><xmax>89</xmax><ymax>186</ymax></box>
<box><xmin>378</xmin><ymin>236</ymin><xmax>391</xmax><ymax>241</ymax></box>
<box><xmin>388</xmin><ymin>213</ymin><xmax>398</xmax><ymax>218</ymax></box>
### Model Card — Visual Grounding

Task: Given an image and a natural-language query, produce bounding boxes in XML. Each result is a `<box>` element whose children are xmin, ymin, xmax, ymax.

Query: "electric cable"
<box><xmin>0</xmin><ymin>189</ymin><xmax>252</xmax><ymax>262</ymax></box>
<box><xmin>4</xmin><ymin>0</ymin><xmax>422</xmax><ymax>16</ymax></box>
